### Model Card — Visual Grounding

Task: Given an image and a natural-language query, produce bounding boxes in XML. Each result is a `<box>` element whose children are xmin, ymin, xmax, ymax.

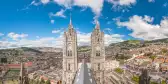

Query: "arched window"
<box><xmin>96</xmin><ymin>51</ymin><xmax>100</xmax><ymax>56</ymax></box>
<box><xmin>67</xmin><ymin>51</ymin><xmax>69</xmax><ymax>56</ymax></box>
<box><xmin>70</xmin><ymin>51</ymin><xmax>72</xmax><ymax>56</ymax></box>
<box><xmin>68</xmin><ymin>63</ymin><xmax>70</xmax><ymax>70</ymax></box>
<box><xmin>98</xmin><ymin>63</ymin><xmax>100</xmax><ymax>70</ymax></box>
<box><xmin>68</xmin><ymin>50</ymin><xmax>72</xmax><ymax>56</ymax></box>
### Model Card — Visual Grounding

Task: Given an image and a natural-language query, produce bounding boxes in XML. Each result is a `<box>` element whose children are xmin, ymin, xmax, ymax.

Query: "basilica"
<box><xmin>17</xmin><ymin>18</ymin><xmax>132</xmax><ymax>84</ymax></box>
<box><xmin>62</xmin><ymin>18</ymin><xmax>105</xmax><ymax>84</ymax></box>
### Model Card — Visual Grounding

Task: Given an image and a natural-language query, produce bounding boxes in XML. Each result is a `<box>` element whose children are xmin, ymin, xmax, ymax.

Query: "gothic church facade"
<box><xmin>62</xmin><ymin>20</ymin><xmax>105</xmax><ymax>84</ymax></box>
<box><xmin>62</xmin><ymin>19</ymin><xmax>78</xmax><ymax>84</ymax></box>
<box><xmin>91</xmin><ymin>21</ymin><xmax>105</xmax><ymax>84</ymax></box>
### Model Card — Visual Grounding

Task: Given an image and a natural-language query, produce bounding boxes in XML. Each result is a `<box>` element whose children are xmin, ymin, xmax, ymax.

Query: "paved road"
<box><xmin>74</xmin><ymin>60</ymin><xmax>96</xmax><ymax>84</ymax></box>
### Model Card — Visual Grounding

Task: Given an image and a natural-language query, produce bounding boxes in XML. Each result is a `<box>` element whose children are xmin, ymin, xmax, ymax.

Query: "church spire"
<box><xmin>70</xmin><ymin>14</ymin><xmax>72</xmax><ymax>26</ymax></box>
<box><xmin>68</xmin><ymin>13</ymin><xmax>73</xmax><ymax>29</ymax></box>
<box><xmin>95</xmin><ymin>20</ymin><xmax>100</xmax><ymax>29</ymax></box>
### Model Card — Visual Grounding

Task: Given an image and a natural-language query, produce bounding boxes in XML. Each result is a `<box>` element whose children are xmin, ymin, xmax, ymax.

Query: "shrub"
<box><xmin>114</xmin><ymin>68</ymin><xmax>124</xmax><ymax>74</ymax></box>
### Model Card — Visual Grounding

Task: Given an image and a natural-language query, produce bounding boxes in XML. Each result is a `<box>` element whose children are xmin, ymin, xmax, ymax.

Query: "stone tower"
<box><xmin>62</xmin><ymin>18</ymin><xmax>78</xmax><ymax>84</ymax></box>
<box><xmin>91</xmin><ymin>21</ymin><xmax>105</xmax><ymax>84</ymax></box>
<box><xmin>19</xmin><ymin>60</ymin><xmax>29</xmax><ymax>84</ymax></box>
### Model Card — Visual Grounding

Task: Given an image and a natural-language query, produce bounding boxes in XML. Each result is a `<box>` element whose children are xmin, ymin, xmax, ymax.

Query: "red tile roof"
<box><xmin>6</xmin><ymin>62</ymin><xmax>33</xmax><ymax>69</ymax></box>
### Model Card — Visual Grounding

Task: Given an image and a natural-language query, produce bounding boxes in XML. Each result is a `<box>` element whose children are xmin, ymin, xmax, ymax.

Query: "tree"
<box><xmin>132</xmin><ymin>75</ymin><xmax>139</xmax><ymax>84</ymax></box>
<box><xmin>40</xmin><ymin>79</ymin><xmax>45</xmax><ymax>84</ymax></box>
<box><xmin>162</xmin><ymin>48</ymin><xmax>168</xmax><ymax>54</ymax></box>
<box><xmin>149</xmin><ymin>55</ymin><xmax>157</xmax><ymax>62</ymax></box>
<box><xmin>45</xmin><ymin>79</ymin><xmax>51</xmax><ymax>84</ymax></box>
<box><xmin>29</xmin><ymin>79</ymin><xmax>36</xmax><ymax>84</ymax></box>
<box><xmin>36</xmin><ymin>80</ymin><xmax>40</xmax><ymax>84</ymax></box>
<box><xmin>150</xmin><ymin>81</ymin><xmax>158</xmax><ymax>84</ymax></box>
<box><xmin>161</xmin><ymin>80</ymin><xmax>166</xmax><ymax>84</ymax></box>
<box><xmin>114</xmin><ymin>68</ymin><xmax>124</xmax><ymax>74</ymax></box>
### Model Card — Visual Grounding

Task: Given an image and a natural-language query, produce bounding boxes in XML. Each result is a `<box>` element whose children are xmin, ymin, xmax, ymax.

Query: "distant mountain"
<box><xmin>78</xmin><ymin>46</ymin><xmax>91</xmax><ymax>52</ymax></box>
<box><xmin>21</xmin><ymin>47</ymin><xmax>42</xmax><ymax>53</ymax></box>
<box><xmin>31</xmin><ymin>47</ymin><xmax>62</xmax><ymax>52</ymax></box>
<box><xmin>109</xmin><ymin>40</ymin><xmax>144</xmax><ymax>50</ymax></box>
<box><xmin>1</xmin><ymin>38</ymin><xmax>168</xmax><ymax>63</ymax></box>
<box><xmin>145</xmin><ymin>38</ymin><xmax>168</xmax><ymax>43</ymax></box>
<box><xmin>110</xmin><ymin>38</ymin><xmax>168</xmax><ymax>48</ymax></box>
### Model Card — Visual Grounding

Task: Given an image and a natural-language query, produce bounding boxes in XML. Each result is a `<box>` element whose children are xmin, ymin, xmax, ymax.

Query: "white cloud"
<box><xmin>51</xmin><ymin>20</ymin><xmax>55</xmax><ymax>24</ymax></box>
<box><xmin>104</xmin><ymin>28</ymin><xmax>112</xmax><ymax>31</ymax></box>
<box><xmin>50</xmin><ymin>9</ymin><xmax>66</xmax><ymax>18</ymax></box>
<box><xmin>8</xmin><ymin>32</ymin><xmax>28</xmax><ymax>40</ymax></box>
<box><xmin>31</xmin><ymin>1</ymin><xmax>39</xmax><ymax>6</ymax></box>
<box><xmin>77</xmin><ymin>32</ymin><xmax>91</xmax><ymax>46</ymax></box>
<box><xmin>29</xmin><ymin>0</ymin><xmax>137</xmax><ymax>21</ymax></box>
<box><xmin>107</xmin><ymin>0</ymin><xmax>136</xmax><ymax>6</ymax></box>
<box><xmin>0</xmin><ymin>36</ymin><xmax>64</xmax><ymax>49</ymax></box>
<box><xmin>148</xmin><ymin>0</ymin><xmax>155</xmax><ymax>3</ymax></box>
<box><xmin>107</xmin><ymin>0</ymin><xmax>136</xmax><ymax>12</ymax></box>
<box><xmin>28</xmin><ymin>0</ymin><xmax>49</xmax><ymax>7</ymax></box>
<box><xmin>1</xmin><ymin>30</ymin><xmax>123</xmax><ymax>48</ymax></box>
<box><xmin>0</xmin><ymin>33</ymin><xmax>4</xmax><ymax>36</ymax></box>
<box><xmin>53</xmin><ymin>0</ymin><xmax>104</xmax><ymax>19</ymax></box>
<box><xmin>74</xmin><ymin>0</ymin><xmax>104</xmax><ymax>17</ymax></box>
<box><xmin>143</xmin><ymin>15</ymin><xmax>154</xmax><ymax>22</ymax></box>
<box><xmin>53</xmin><ymin>0</ymin><xmax>73</xmax><ymax>8</ymax></box>
<box><xmin>52</xmin><ymin>29</ymin><xmax>61</xmax><ymax>34</ymax></box>
<box><xmin>77</xmin><ymin>31</ymin><xmax>123</xmax><ymax>46</ymax></box>
<box><xmin>117</xmin><ymin>15</ymin><xmax>168</xmax><ymax>40</ymax></box>
<box><xmin>30</xmin><ymin>0</ymin><xmax>43</xmax><ymax>6</ymax></box>
<box><xmin>41</xmin><ymin>0</ymin><xmax>50</xmax><ymax>4</ymax></box>
<box><xmin>80</xmin><ymin>7</ymin><xmax>87</xmax><ymax>12</ymax></box>
<box><xmin>104</xmin><ymin>34</ymin><xmax>124</xmax><ymax>45</ymax></box>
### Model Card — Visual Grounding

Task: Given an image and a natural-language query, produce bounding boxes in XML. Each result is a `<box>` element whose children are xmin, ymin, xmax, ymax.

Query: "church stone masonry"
<box><xmin>19</xmin><ymin>58</ymin><xmax>29</xmax><ymax>84</ymax></box>
<box><xmin>62</xmin><ymin>19</ymin><xmax>105</xmax><ymax>84</ymax></box>
<box><xmin>62</xmin><ymin>19</ymin><xmax>78</xmax><ymax>84</ymax></box>
<box><xmin>91</xmin><ymin>21</ymin><xmax>105</xmax><ymax>84</ymax></box>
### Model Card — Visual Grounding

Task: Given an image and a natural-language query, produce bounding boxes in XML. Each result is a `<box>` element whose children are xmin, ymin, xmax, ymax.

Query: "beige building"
<box><xmin>91</xmin><ymin>21</ymin><xmax>105</xmax><ymax>84</ymax></box>
<box><xmin>104</xmin><ymin>60</ymin><xmax>119</xmax><ymax>71</ymax></box>
<box><xmin>62</xmin><ymin>19</ymin><xmax>78</xmax><ymax>84</ymax></box>
<box><xmin>62</xmin><ymin>20</ymin><xmax>107</xmax><ymax>84</ymax></box>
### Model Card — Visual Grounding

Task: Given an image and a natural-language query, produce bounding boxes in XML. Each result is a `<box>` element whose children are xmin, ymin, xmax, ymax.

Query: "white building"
<box><xmin>91</xmin><ymin>21</ymin><xmax>105</xmax><ymax>84</ymax></box>
<box><xmin>104</xmin><ymin>60</ymin><xmax>119</xmax><ymax>71</ymax></box>
<box><xmin>62</xmin><ymin>18</ymin><xmax>78</xmax><ymax>84</ymax></box>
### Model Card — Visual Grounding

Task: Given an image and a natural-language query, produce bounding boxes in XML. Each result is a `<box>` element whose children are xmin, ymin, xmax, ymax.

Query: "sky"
<box><xmin>0</xmin><ymin>0</ymin><xmax>168</xmax><ymax>48</ymax></box>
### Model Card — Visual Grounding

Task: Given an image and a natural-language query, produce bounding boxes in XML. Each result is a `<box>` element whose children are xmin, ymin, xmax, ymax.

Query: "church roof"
<box><xmin>73</xmin><ymin>60</ymin><xmax>96</xmax><ymax>84</ymax></box>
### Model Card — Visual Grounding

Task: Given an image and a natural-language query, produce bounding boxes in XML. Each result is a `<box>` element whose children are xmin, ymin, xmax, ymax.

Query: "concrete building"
<box><xmin>62</xmin><ymin>18</ymin><xmax>78</xmax><ymax>84</ymax></box>
<box><xmin>104</xmin><ymin>60</ymin><xmax>119</xmax><ymax>71</ymax></box>
<box><xmin>91</xmin><ymin>21</ymin><xmax>105</xmax><ymax>84</ymax></box>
